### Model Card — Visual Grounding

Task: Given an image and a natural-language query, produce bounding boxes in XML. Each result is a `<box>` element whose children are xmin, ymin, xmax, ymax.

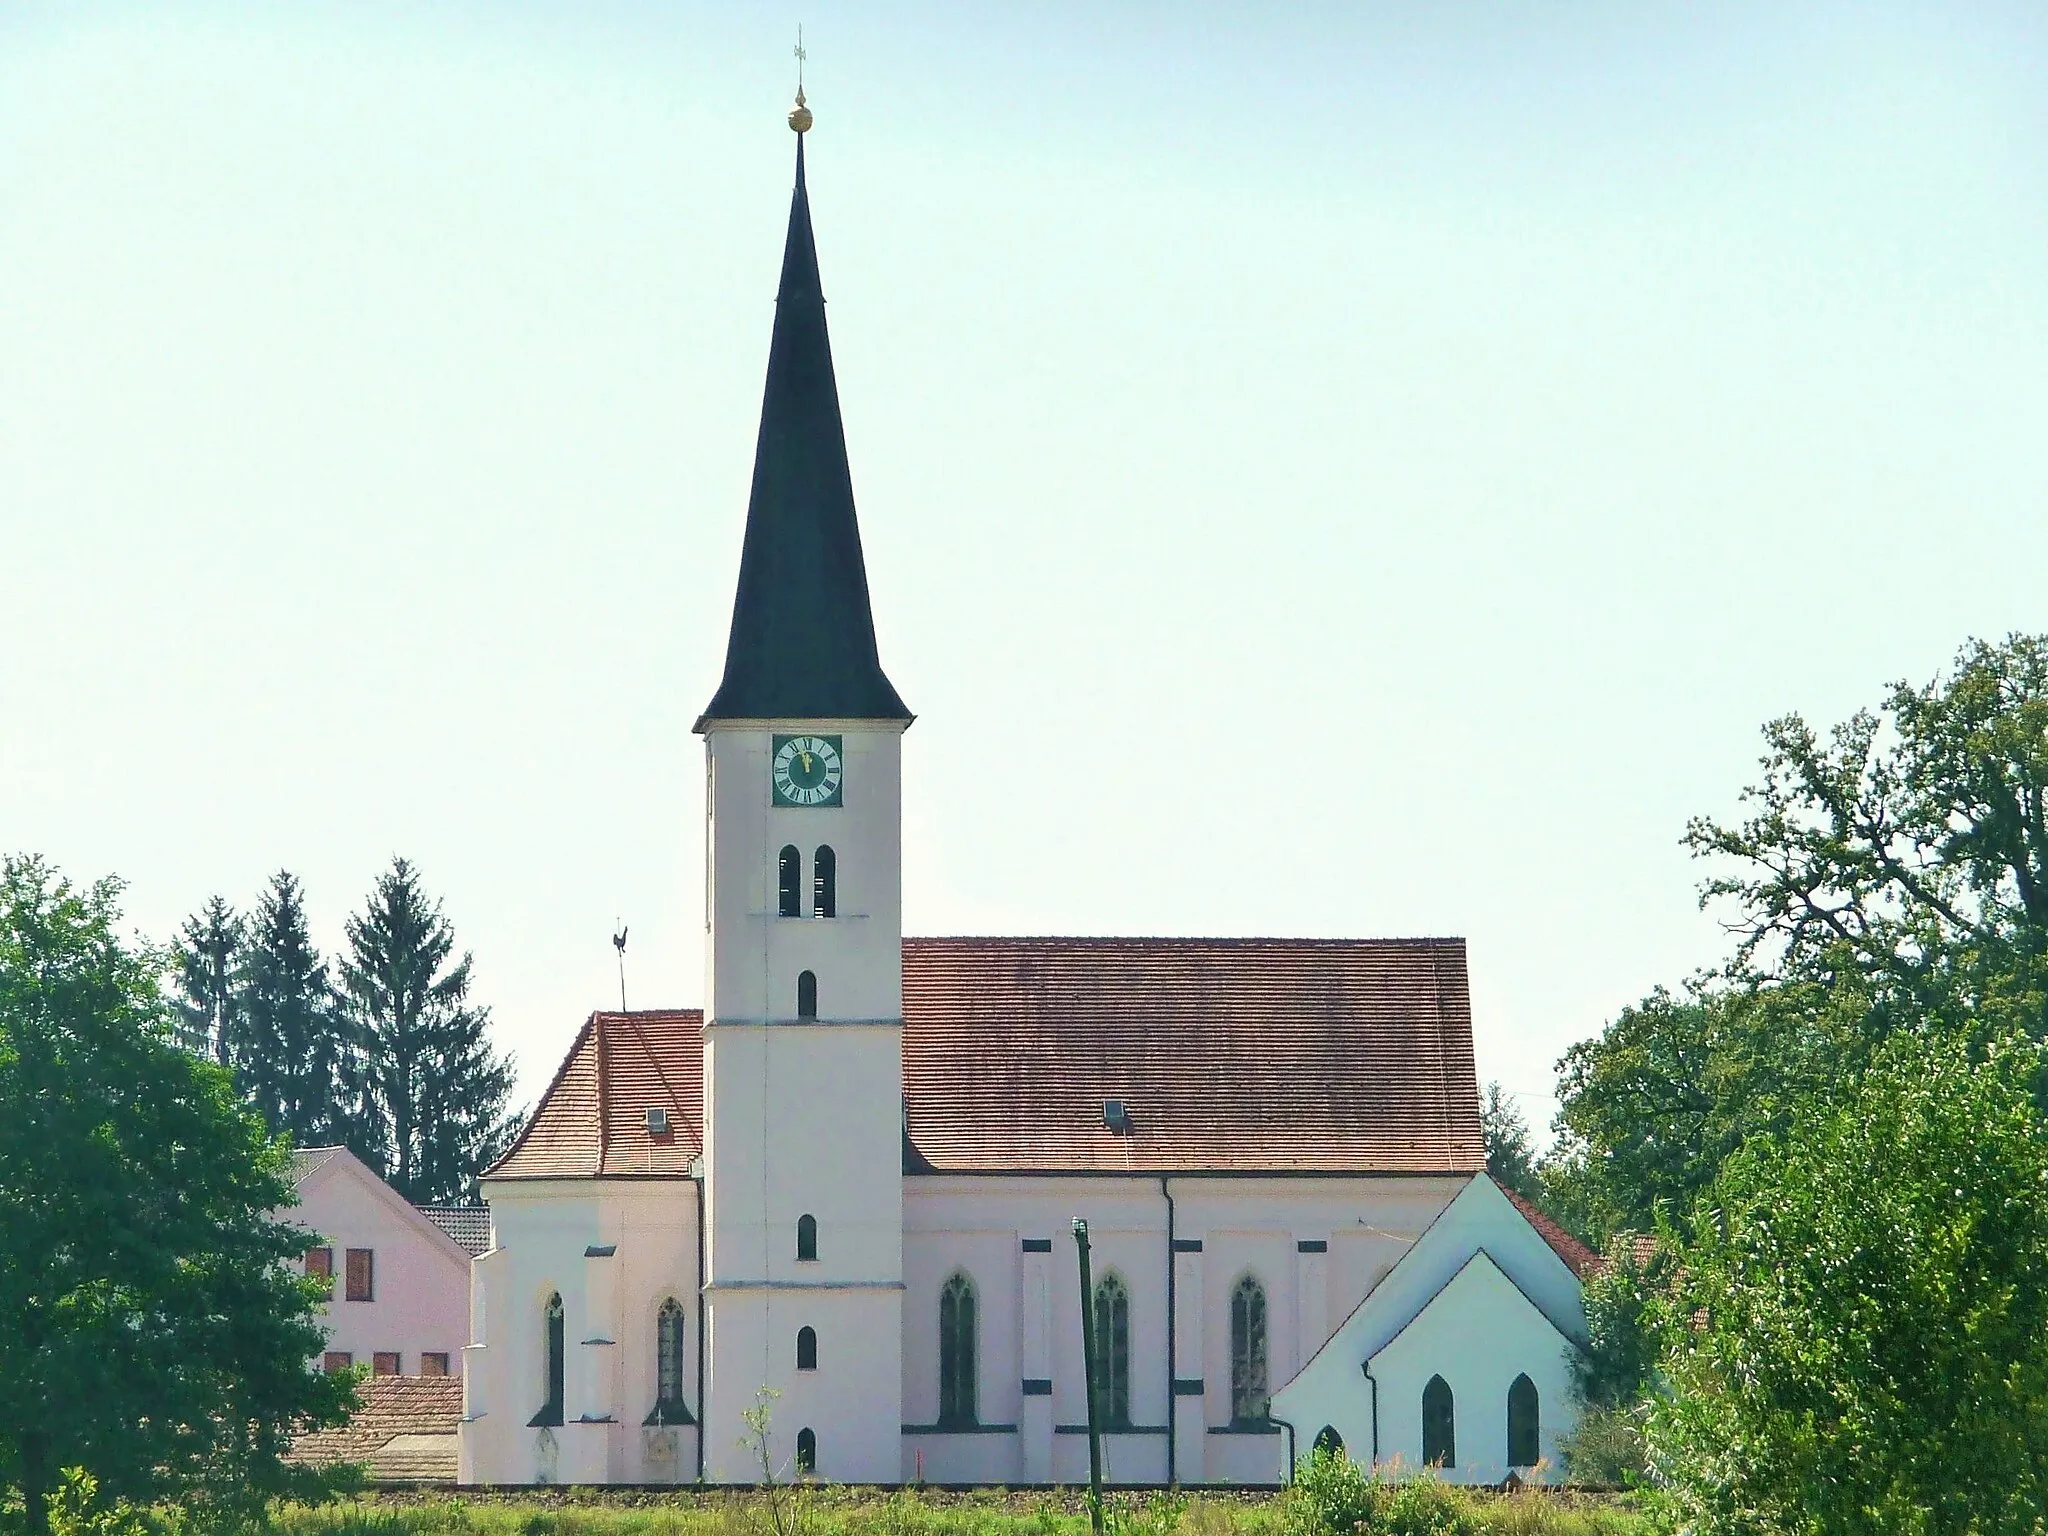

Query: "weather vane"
<box><xmin>789</xmin><ymin>25</ymin><xmax>812</xmax><ymax>133</ymax></box>
<box><xmin>612</xmin><ymin>922</ymin><xmax>628</xmax><ymax>1013</ymax></box>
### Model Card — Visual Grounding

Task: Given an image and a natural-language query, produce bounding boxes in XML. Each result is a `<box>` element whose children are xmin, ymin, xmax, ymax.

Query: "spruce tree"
<box><xmin>341</xmin><ymin>857</ymin><xmax>516</xmax><ymax>1203</ymax></box>
<box><xmin>171</xmin><ymin>896</ymin><xmax>243</xmax><ymax>1065</ymax></box>
<box><xmin>239</xmin><ymin>871</ymin><xmax>356</xmax><ymax>1149</ymax></box>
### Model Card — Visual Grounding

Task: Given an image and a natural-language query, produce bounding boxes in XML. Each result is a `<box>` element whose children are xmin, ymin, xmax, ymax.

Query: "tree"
<box><xmin>171</xmin><ymin>895</ymin><xmax>243</xmax><ymax>1065</ymax></box>
<box><xmin>240</xmin><ymin>871</ymin><xmax>356</xmax><ymax>1150</ymax></box>
<box><xmin>341</xmin><ymin>857</ymin><xmax>516</xmax><ymax>1203</ymax></box>
<box><xmin>1648</xmin><ymin>1027</ymin><xmax>2048</xmax><ymax>1535</ymax></box>
<box><xmin>1478</xmin><ymin>1080</ymin><xmax>1538</xmax><ymax>1200</ymax></box>
<box><xmin>1558</xmin><ymin>1234</ymin><xmax>1669</xmax><ymax>1487</ymax></box>
<box><xmin>0</xmin><ymin>855</ymin><xmax>353</xmax><ymax>1535</ymax></box>
<box><xmin>1687</xmin><ymin>632</ymin><xmax>2048</xmax><ymax>1038</ymax></box>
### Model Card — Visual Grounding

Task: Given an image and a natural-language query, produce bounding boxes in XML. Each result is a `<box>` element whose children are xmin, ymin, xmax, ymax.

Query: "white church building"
<box><xmin>457</xmin><ymin>103</ymin><xmax>1595</xmax><ymax>1490</ymax></box>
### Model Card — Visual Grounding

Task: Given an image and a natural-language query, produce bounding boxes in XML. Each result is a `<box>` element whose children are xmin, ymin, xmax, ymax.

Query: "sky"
<box><xmin>5</xmin><ymin>3</ymin><xmax>2047</xmax><ymax>1133</ymax></box>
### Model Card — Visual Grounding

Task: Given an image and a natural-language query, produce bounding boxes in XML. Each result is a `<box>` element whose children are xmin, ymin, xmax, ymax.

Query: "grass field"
<box><xmin>271</xmin><ymin>1485</ymin><xmax>1651</xmax><ymax>1536</ymax></box>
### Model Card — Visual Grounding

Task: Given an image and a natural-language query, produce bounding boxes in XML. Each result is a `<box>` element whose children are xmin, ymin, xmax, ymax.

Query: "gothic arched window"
<box><xmin>797</xmin><ymin>970</ymin><xmax>817</xmax><ymax>1019</ymax></box>
<box><xmin>778</xmin><ymin>845</ymin><xmax>801</xmax><ymax>918</ymax></box>
<box><xmin>939</xmin><ymin>1272</ymin><xmax>978</xmax><ymax>1427</ymax></box>
<box><xmin>1508</xmin><ymin>1373</ymin><xmax>1540</xmax><ymax>1467</ymax></box>
<box><xmin>1422</xmin><ymin>1374</ymin><xmax>1455</xmax><ymax>1468</ymax></box>
<box><xmin>796</xmin><ymin>1213</ymin><xmax>818</xmax><ymax>1262</ymax></box>
<box><xmin>1313</xmin><ymin>1425</ymin><xmax>1344</xmax><ymax>1460</ymax></box>
<box><xmin>653</xmin><ymin>1298</ymin><xmax>687</xmax><ymax>1423</ymax></box>
<box><xmin>1091</xmin><ymin>1273</ymin><xmax>1132</xmax><ymax>1429</ymax></box>
<box><xmin>813</xmin><ymin>846</ymin><xmax>836</xmax><ymax>918</ymax></box>
<box><xmin>796</xmin><ymin>1325</ymin><xmax>818</xmax><ymax>1371</ymax></box>
<box><xmin>795</xmin><ymin>1427</ymin><xmax>816</xmax><ymax>1474</ymax></box>
<box><xmin>1230</xmin><ymin>1274</ymin><xmax>1270</xmax><ymax>1425</ymax></box>
<box><xmin>531</xmin><ymin>1292</ymin><xmax>565</xmax><ymax>1426</ymax></box>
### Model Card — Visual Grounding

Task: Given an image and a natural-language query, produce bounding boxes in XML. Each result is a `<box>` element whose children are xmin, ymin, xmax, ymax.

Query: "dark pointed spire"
<box><xmin>697</xmin><ymin>129</ymin><xmax>910</xmax><ymax>729</ymax></box>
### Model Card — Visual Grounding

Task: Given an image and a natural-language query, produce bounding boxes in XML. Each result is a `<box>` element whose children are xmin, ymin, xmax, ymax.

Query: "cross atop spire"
<box><xmin>696</xmin><ymin>115</ymin><xmax>910</xmax><ymax>730</ymax></box>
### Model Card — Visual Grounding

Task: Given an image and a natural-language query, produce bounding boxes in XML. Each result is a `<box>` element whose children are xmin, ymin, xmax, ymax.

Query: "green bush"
<box><xmin>1284</xmin><ymin>1450</ymin><xmax>1477</xmax><ymax>1536</ymax></box>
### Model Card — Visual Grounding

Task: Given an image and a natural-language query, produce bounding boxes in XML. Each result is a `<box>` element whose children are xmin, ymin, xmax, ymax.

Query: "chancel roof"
<box><xmin>487</xmin><ymin>937</ymin><xmax>1484</xmax><ymax>1182</ymax></box>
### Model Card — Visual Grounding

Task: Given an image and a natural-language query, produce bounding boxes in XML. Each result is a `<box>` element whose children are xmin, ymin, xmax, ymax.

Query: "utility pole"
<box><xmin>1074</xmin><ymin>1216</ymin><xmax>1105</xmax><ymax>1535</ymax></box>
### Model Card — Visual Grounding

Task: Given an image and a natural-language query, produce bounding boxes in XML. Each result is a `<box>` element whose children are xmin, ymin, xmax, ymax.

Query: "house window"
<box><xmin>1422</xmin><ymin>1374</ymin><xmax>1455</xmax><ymax>1468</ymax></box>
<box><xmin>796</xmin><ymin>1214</ymin><xmax>818</xmax><ymax>1262</ymax></box>
<box><xmin>797</xmin><ymin>970</ymin><xmax>817</xmax><ymax>1019</ymax></box>
<box><xmin>813</xmin><ymin>846</ymin><xmax>836</xmax><ymax>918</ymax></box>
<box><xmin>420</xmin><ymin>1353</ymin><xmax>450</xmax><ymax>1378</ymax></box>
<box><xmin>532</xmin><ymin>1293</ymin><xmax>565</xmax><ymax>1427</ymax></box>
<box><xmin>1508</xmin><ymin>1374</ymin><xmax>1540</xmax><ymax>1467</ymax></box>
<box><xmin>1091</xmin><ymin>1273</ymin><xmax>1132</xmax><ymax>1428</ymax></box>
<box><xmin>796</xmin><ymin>1326</ymin><xmax>818</xmax><ymax>1371</ymax></box>
<box><xmin>322</xmin><ymin>1352</ymin><xmax>353</xmax><ymax>1374</ymax></box>
<box><xmin>778</xmin><ymin>845</ymin><xmax>801</xmax><ymax>917</ymax></box>
<box><xmin>795</xmin><ymin>1427</ymin><xmax>816</xmax><ymax>1474</ymax></box>
<box><xmin>305</xmin><ymin>1247</ymin><xmax>333</xmax><ymax>1282</ymax></box>
<box><xmin>1230</xmin><ymin>1274</ymin><xmax>1269</xmax><ymax>1424</ymax></box>
<box><xmin>373</xmin><ymin>1352</ymin><xmax>401</xmax><ymax>1376</ymax></box>
<box><xmin>1313</xmin><ymin>1425</ymin><xmax>1344</xmax><ymax>1459</ymax></box>
<box><xmin>939</xmin><ymin>1272</ymin><xmax>978</xmax><ymax>1427</ymax></box>
<box><xmin>655</xmin><ymin>1298</ymin><xmax>687</xmax><ymax>1421</ymax></box>
<box><xmin>345</xmin><ymin>1248</ymin><xmax>374</xmax><ymax>1302</ymax></box>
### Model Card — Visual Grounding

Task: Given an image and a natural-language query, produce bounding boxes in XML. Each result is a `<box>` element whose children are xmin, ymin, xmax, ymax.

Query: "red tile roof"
<box><xmin>1502</xmin><ymin>1186</ymin><xmax>1603</xmax><ymax>1277</ymax></box>
<box><xmin>489</xmin><ymin>938</ymin><xmax>1484</xmax><ymax>1181</ymax></box>
<box><xmin>290</xmin><ymin>1375</ymin><xmax>461</xmax><ymax>1474</ymax></box>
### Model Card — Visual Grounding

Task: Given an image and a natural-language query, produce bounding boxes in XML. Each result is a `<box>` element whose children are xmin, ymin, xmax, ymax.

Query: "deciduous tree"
<box><xmin>0</xmin><ymin>856</ymin><xmax>352</xmax><ymax>1535</ymax></box>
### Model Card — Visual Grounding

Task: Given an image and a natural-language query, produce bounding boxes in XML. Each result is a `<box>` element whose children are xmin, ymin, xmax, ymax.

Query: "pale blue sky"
<box><xmin>5</xmin><ymin>3</ymin><xmax>2046</xmax><ymax>1131</ymax></box>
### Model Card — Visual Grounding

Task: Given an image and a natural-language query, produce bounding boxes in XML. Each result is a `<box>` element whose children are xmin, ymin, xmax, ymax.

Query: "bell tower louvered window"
<box><xmin>777</xmin><ymin>845</ymin><xmax>801</xmax><ymax>917</ymax></box>
<box><xmin>813</xmin><ymin>846</ymin><xmax>836</xmax><ymax>917</ymax></box>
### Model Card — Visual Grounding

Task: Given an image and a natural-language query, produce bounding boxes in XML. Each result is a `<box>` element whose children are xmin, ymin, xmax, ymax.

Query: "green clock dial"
<box><xmin>771</xmin><ymin>734</ymin><xmax>844</xmax><ymax>807</ymax></box>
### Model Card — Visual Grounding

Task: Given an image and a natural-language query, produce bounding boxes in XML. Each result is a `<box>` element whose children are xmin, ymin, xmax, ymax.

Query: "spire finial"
<box><xmin>789</xmin><ymin>26</ymin><xmax>812</xmax><ymax>133</ymax></box>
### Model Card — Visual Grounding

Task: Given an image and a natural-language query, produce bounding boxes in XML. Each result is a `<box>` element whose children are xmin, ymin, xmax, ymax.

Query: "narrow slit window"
<box><xmin>797</xmin><ymin>970</ymin><xmax>817</xmax><ymax>1019</ymax></box>
<box><xmin>1422</xmin><ymin>1374</ymin><xmax>1455</xmax><ymax>1468</ymax></box>
<box><xmin>812</xmin><ymin>846</ymin><xmax>836</xmax><ymax>917</ymax></box>
<box><xmin>777</xmin><ymin>845</ymin><xmax>801</xmax><ymax>918</ymax></box>
<box><xmin>533</xmin><ymin>1293</ymin><xmax>565</xmax><ymax>1426</ymax></box>
<box><xmin>796</xmin><ymin>1325</ymin><xmax>818</xmax><ymax>1371</ymax></box>
<box><xmin>796</xmin><ymin>1214</ymin><xmax>818</xmax><ymax>1262</ymax></box>
<box><xmin>1507</xmin><ymin>1374</ymin><xmax>1539</xmax><ymax>1467</ymax></box>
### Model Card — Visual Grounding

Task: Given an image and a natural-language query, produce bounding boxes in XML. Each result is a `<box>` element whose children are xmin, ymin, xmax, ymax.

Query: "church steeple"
<box><xmin>697</xmin><ymin>122</ymin><xmax>911</xmax><ymax>728</ymax></box>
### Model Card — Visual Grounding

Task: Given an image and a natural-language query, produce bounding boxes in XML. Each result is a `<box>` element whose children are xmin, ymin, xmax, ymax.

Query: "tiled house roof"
<box><xmin>291</xmin><ymin>1146</ymin><xmax>344</xmax><ymax>1185</ymax></box>
<box><xmin>290</xmin><ymin>1375</ymin><xmax>461</xmax><ymax>1482</ymax></box>
<box><xmin>1502</xmin><ymin>1187</ymin><xmax>1602</xmax><ymax>1277</ymax></box>
<box><xmin>488</xmin><ymin>937</ymin><xmax>1484</xmax><ymax>1181</ymax></box>
<box><xmin>418</xmin><ymin>1206</ymin><xmax>493</xmax><ymax>1255</ymax></box>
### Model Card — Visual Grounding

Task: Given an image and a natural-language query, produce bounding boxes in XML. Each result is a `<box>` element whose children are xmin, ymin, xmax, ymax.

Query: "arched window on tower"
<box><xmin>778</xmin><ymin>845</ymin><xmax>801</xmax><ymax>918</ymax></box>
<box><xmin>797</xmin><ymin>970</ymin><xmax>817</xmax><ymax>1018</ymax></box>
<box><xmin>796</xmin><ymin>1214</ymin><xmax>818</xmax><ymax>1262</ymax></box>
<box><xmin>1422</xmin><ymin>1374</ymin><xmax>1455</xmax><ymax>1468</ymax></box>
<box><xmin>1230</xmin><ymin>1274</ymin><xmax>1270</xmax><ymax>1425</ymax></box>
<box><xmin>1507</xmin><ymin>1374</ymin><xmax>1540</xmax><ymax>1467</ymax></box>
<box><xmin>1091</xmin><ymin>1273</ymin><xmax>1132</xmax><ymax>1429</ymax></box>
<box><xmin>652</xmin><ymin>1298</ymin><xmax>688</xmax><ymax>1424</ymax></box>
<box><xmin>813</xmin><ymin>846</ymin><xmax>836</xmax><ymax>918</ymax></box>
<box><xmin>796</xmin><ymin>1325</ymin><xmax>818</xmax><ymax>1371</ymax></box>
<box><xmin>795</xmin><ymin>1427</ymin><xmax>817</xmax><ymax>1474</ymax></box>
<box><xmin>938</xmin><ymin>1272</ymin><xmax>978</xmax><ymax>1427</ymax></box>
<box><xmin>531</xmin><ymin>1292</ymin><xmax>565</xmax><ymax>1426</ymax></box>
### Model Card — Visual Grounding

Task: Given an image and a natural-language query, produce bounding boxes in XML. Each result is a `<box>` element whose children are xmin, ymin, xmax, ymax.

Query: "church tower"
<box><xmin>695</xmin><ymin>102</ymin><xmax>912</xmax><ymax>1484</ymax></box>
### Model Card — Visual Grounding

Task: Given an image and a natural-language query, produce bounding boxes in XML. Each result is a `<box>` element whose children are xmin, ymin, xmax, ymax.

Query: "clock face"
<box><xmin>771</xmin><ymin>734</ymin><xmax>844</xmax><ymax>808</ymax></box>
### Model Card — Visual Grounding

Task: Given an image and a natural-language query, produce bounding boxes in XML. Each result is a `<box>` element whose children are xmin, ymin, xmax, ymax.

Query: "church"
<box><xmin>455</xmin><ymin>98</ymin><xmax>1593</xmax><ymax>1490</ymax></box>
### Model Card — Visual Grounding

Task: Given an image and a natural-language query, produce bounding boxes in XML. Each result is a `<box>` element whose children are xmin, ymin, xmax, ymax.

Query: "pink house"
<box><xmin>288</xmin><ymin>1146</ymin><xmax>478</xmax><ymax>1379</ymax></box>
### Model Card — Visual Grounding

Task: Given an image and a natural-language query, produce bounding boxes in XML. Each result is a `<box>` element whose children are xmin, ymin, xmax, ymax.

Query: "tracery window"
<box><xmin>1422</xmin><ymin>1374</ymin><xmax>1455</xmax><ymax>1468</ymax></box>
<box><xmin>1230</xmin><ymin>1273</ymin><xmax>1269</xmax><ymax>1424</ymax></box>
<box><xmin>938</xmin><ymin>1272</ymin><xmax>978</xmax><ymax>1427</ymax></box>
<box><xmin>1507</xmin><ymin>1374</ymin><xmax>1539</xmax><ymax>1467</ymax></box>
<box><xmin>653</xmin><ymin>1298</ymin><xmax>688</xmax><ymax>1422</ymax></box>
<box><xmin>1091</xmin><ymin>1272</ymin><xmax>1132</xmax><ymax>1428</ymax></box>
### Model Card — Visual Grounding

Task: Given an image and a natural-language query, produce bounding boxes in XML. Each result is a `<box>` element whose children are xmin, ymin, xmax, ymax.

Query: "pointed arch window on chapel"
<box><xmin>530</xmin><ymin>1292</ymin><xmax>565</xmax><ymax>1427</ymax></box>
<box><xmin>1091</xmin><ymin>1273</ymin><xmax>1132</xmax><ymax>1429</ymax></box>
<box><xmin>1230</xmin><ymin>1274</ymin><xmax>1270</xmax><ymax>1425</ymax></box>
<box><xmin>649</xmin><ymin>1297</ymin><xmax>690</xmax><ymax>1425</ymax></box>
<box><xmin>778</xmin><ymin>846</ymin><xmax>801</xmax><ymax>918</ymax></box>
<box><xmin>938</xmin><ymin>1272</ymin><xmax>978</xmax><ymax>1428</ymax></box>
